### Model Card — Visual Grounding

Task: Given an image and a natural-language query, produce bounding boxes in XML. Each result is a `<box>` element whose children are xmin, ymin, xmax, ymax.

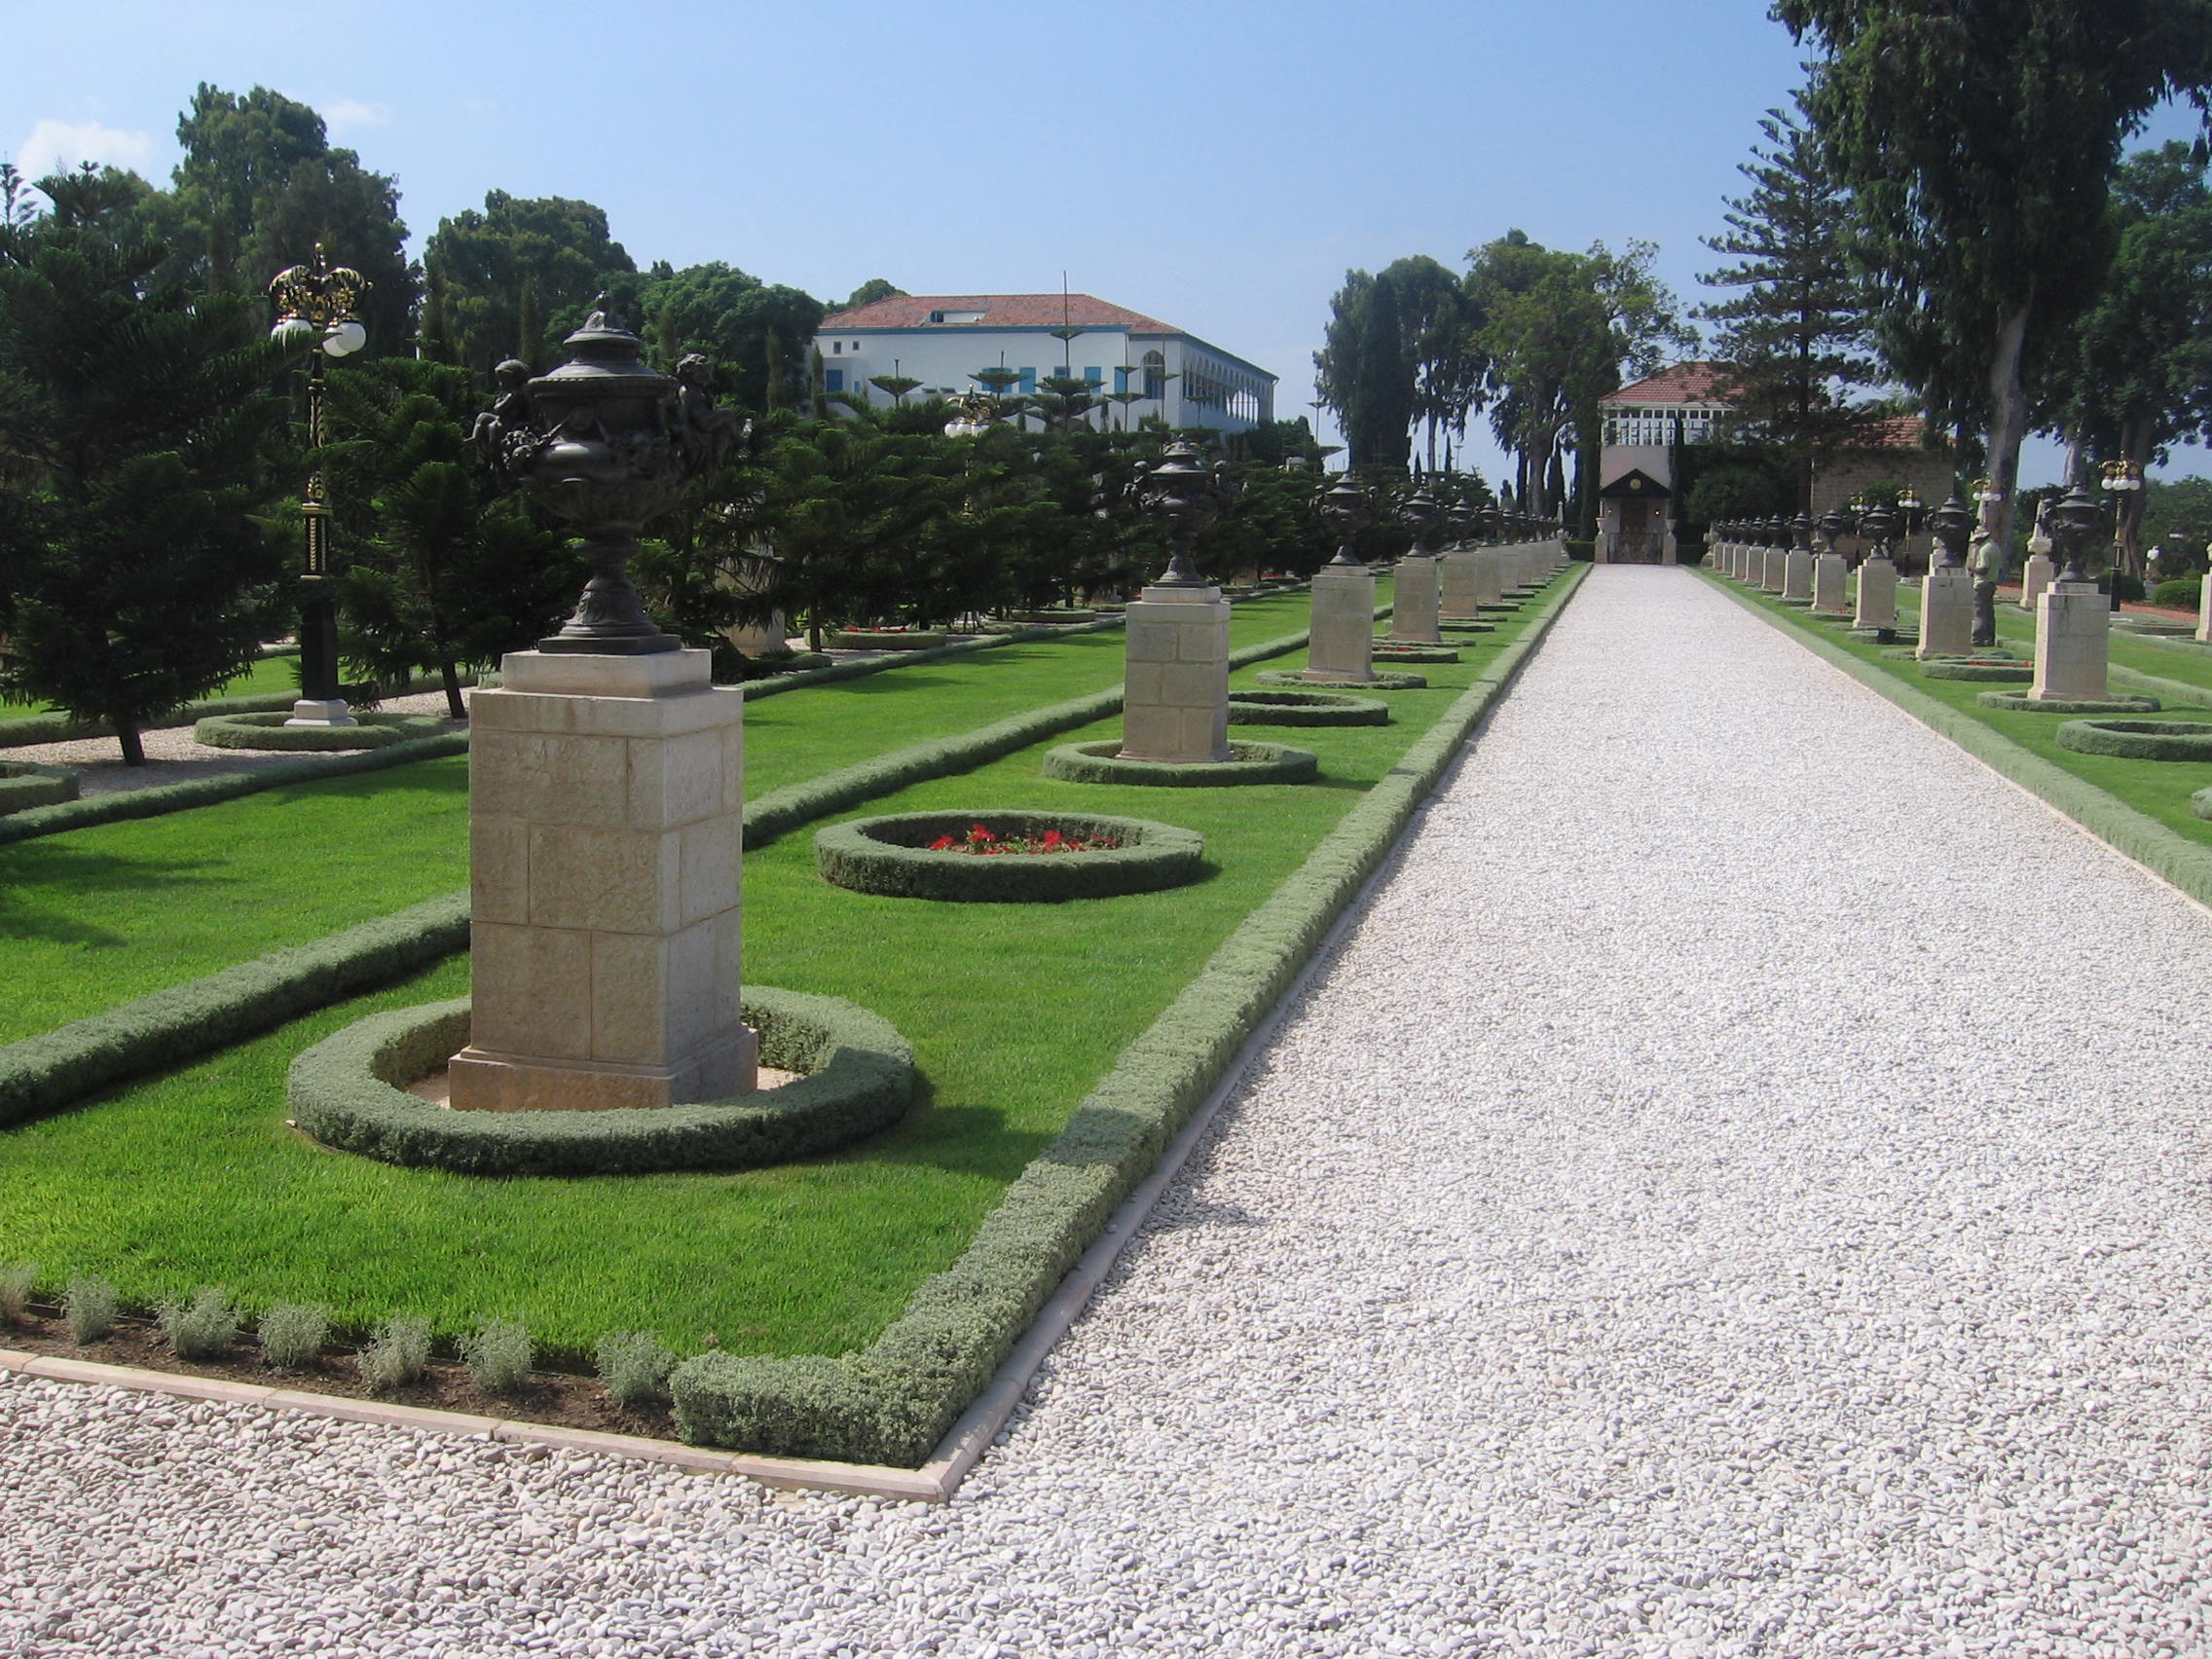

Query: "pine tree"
<box><xmin>1697</xmin><ymin>97</ymin><xmax>1882</xmax><ymax>509</ymax></box>
<box><xmin>0</xmin><ymin>168</ymin><xmax>298</xmax><ymax>764</ymax></box>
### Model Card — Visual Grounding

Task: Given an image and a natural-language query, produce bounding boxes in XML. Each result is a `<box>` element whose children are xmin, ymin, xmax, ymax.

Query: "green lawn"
<box><xmin>0</xmin><ymin>575</ymin><xmax>1534</xmax><ymax>1360</ymax></box>
<box><xmin>1736</xmin><ymin>576</ymin><xmax>2212</xmax><ymax>847</ymax></box>
<box><xmin>0</xmin><ymin>652</ymin><xmax>302</xmax><ymax>725</ymax></box>
<box><xmin>0</xmin><ymin>595</ymin><xmax>1334</xmax><ymax>1040</ymax></box>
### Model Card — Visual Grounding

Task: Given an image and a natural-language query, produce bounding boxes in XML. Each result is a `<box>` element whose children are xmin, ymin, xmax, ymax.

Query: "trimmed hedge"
<box><xmin>815</xmin><ymin>810</ymin><xmax>1204</xmax><ymax>902</ymax></box>
<box><xmin>0</xmin><ymin>733</ymin><xmax>469</xmax><ymax>848</ymax></box>
<box><xmin>1039</xmin><ymin>739</ymin><xmax>1320</xmax><ymax>789</ymax></box>
<box><xmin>1225</xmin><ymin>689</ymin><xmax>1390</xmax><ymax>726</ymax></box>
<box><xmin>1371</xmin><ymin>643</ymin><xmax>1462</xmax><ymax>664</ymax></box>
<box><xmin>0</xmin><ymin>893</ymin><xmax>470</xmax><ymax>1131</ymax></box>
<box><xmin>286</xmin><ymin>987</ymin><xmax>914</xmax><ymax>1177</ymax></box>
<box><xmin>1435</xmin><ymin>619</ymin><xmax>1496</xmax><ymax>634</ymax></box>
<box><xmin>0</xmin><ymin>760</ymin><xmax>79</xmax><ymax>814</ymax></box>
<box><xmin>827</xmin><ymin>630</ymin><xmax>949</xmax><ymax>651</ymax></box>
<box><xmin>194</xmin><ymin>711</ymin><xmax>446</xmax><ymax>751</ymax></box>
<box><xmin>1251</xmin><ymin>669</ymin><xmax>1427</xmax><ymax>691</ymax></box>
<box><xmin>2053</xmin><ymin>718</ymin><xmax>2212</xmax><ymax>761</ymax></box>
<box><xmin>1008</xmin><ymin>608</ymin><xmax>1097</xmax><ymax>624</ymax></box>
<box><xmin>670</xmin><ymin>563</ymin><xmax>1591</xmax><ymax>1464</ymax></box>
<box><xmin>1977</xmin><ymin>690</ymin><xmax>2159</xmax><ymax>714</ymax></box>
<box><xmin>2153</xmin><ymin>578</ymin><xmax>2201</xmax><ymax>609</ymax></box>
<box><xmin>1921</xmin><ymin>661</ymin><xmax>2034</xmax><ymax>682</ymax></box>
<box><xmin>0</xmin><ymin>669</ymin><xmax>474</xmax><ymax>750</ymax></box>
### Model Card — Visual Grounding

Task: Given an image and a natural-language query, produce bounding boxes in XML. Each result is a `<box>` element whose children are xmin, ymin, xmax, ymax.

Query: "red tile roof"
<box><xmin>821</xmin><ymin>293</ymin><xmax>1180</xmax><ymax>332</ymax></box>
<box><xmin>1600</xmin><ymin>362</ymin><xmax>1734</xmax><ymax>405</ymax></box>
<box><xmin>1853</xmin><ymin>414</ymin><xmax>1935</xmax><ymax>449</ymax></box>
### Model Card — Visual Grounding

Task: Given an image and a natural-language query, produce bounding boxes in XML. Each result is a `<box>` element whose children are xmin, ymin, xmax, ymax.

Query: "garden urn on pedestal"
<box><xmin>1117</xmin><ymin>440</ymin><xmax>1235</xmax><ymax>763</ymax></box>
<box><xmin>1853</xmin><ymin>502</ymin><xmax>1900</xmax><ymax>630</ymax></box>
<box><xmin>1782</xmin><ymin>514</ymin><xmax>1816</xmax><ymax>602</ymax></box>
<box><xmin>1304</xmin><ymin>475</ymin><xmax>1379</xmax><ymax>682</ymax></box>
<box><xmin>1918</xmin><ymin>495</ymin><xmax>1977</xmax><ymax>658</ymax></box>
<box><xmin>2030</xmin><ymin>482</ymin><xmax>2113</xmax><ymax>703</ymax></box>
<box><xmin>1388</xmin><ymin>485</ymin><xmax>1445</xmax><ymax>644</ymax></box>
<box><xmin>449</xmin><ymin>299</ymin><xmax>757</xmax><ymax>1113</ymax></box>
<box><xmin>1812</xmin><ymin>509</ymin><xmax>1851</xmax><ymax>614</ymax></box>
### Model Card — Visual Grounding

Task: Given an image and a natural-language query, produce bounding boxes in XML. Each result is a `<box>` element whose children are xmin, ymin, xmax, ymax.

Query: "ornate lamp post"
<box><xmin>1316</xmin><ymin>473</ymin><xmax>1373</xmax><ymax>566</ymax></box>
<box><xmin>474</xmin><ymin>297</ymin><xmax>739</xmax><ymax>654</ymax></box>
<box><xmin>267</xmin><ymin>245</ymin><xmax>370</xmax><ymax>725</ymax></box>
<box><xmin>1132</xmin><ymin>439</ymin><xmax>1235</xmax><ymax>587</ymax></box>
<box><xmin>2103</xmin><ymin>459</ymin><xmax>2145</xmax><ymax>597</ymax></box>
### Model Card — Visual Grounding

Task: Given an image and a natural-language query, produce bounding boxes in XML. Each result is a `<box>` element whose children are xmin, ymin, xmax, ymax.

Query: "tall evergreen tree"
<box><xmin>1776</xmin><ymin>0</ymin><xmax>2212</xmax><ymax>566</ymax></box>
<box><xmin>1697</xmin><ymin>96</ymin><xmax>1881</xmax><ymax>509</ymax></box>
<box><xmin>1314</xmin><ymin>268</ymin><xmax>1415</xmax><ymax>468</ymax></box>
<box><xmin>424</xmin><ymin>191</ymin><xmax>634</xmax><ymax>372</ymax></box>
<box><xmin>0</xmin><ymin>169</ymin><xmax>298</xmax><ymax>763</ymax></box>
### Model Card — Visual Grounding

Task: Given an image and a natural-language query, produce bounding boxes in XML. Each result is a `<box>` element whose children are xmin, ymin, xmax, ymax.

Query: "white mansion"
<box><xmin>810</xmin><ymin>292</ymin><xmax>1277</xmax><ymax>435</ymax></box>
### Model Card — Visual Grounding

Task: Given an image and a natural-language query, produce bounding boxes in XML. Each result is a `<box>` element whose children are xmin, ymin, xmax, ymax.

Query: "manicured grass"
<box><xmin>0</xmin><ymin>576</ymin><xmax>1526</xmax><ymax>1359</ymax></box>
<box><xmin>1740</xmin><ymin>576</ymin><xmax>2212</xmax><ymax>847</ymax></box>
<box><xmin>0</xmin><ymin>593</ymin><xmax>1333</xmax><ymax>1038</ymax></box>
<box><xmin>0</xmin><ymin>653</ymin><xmax>302</xmax><ymax>725</ymax></box>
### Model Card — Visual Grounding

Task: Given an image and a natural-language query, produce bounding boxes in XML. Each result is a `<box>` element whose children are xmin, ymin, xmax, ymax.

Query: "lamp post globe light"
<box><xmin>266</xmin><ymin>244</ymin><xmax>371</xmax><ymax>726</ymax></box>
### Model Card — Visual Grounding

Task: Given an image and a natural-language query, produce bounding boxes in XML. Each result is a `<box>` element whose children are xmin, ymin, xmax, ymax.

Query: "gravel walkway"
<box><xmin>8</xmin><ymin>565</ymin><xmax>2212</xmax><ymax>1657</ymax></box>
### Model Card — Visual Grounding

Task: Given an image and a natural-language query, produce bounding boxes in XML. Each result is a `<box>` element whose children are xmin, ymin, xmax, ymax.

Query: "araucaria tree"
<box><xmin>1697</xmin><ymin>94</ymin><xmax>1880</xmax><ymax>510</ymax></box>
<box><xmin>0</xmin><ymin>168</ymin><xmax>297</xmax><ymax>763</ymax></box>
<box><xmin>1776</xmin><ymin>0</ymin><xmax>2212</xmax><ymax>565</ymax></box>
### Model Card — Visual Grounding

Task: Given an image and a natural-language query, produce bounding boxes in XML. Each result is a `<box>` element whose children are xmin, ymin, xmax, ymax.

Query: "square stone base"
<box><xmin>1306</xmin><ymin>564</ymin><xmax>1377</xmax><ymax>681</ymax></box>
<box><xmin>1119</xmin><ymin>583</ymin><xmax>1231</xmax><ymax>762</ymax></box>
<box><xmin>284</xmin><ymin>698</ymin><xmax>356</xmax><ymax>728</ymax></box>
<box><xmin>449</xmin><ymin>1022</ymin><xmax>758</xmax><ymax>1113</ymax></box>
<box><xmin>1388</xmin><ymin>556</ymin><xmax>1442</xmax><ymax>643</ymax></box>
<box><xmin>1918</xmin><ymin>569</ymin><xmax>1974</xmax><ymax>657</ymax></box>
<box><xmin>1854</xmin><ymin>559</ymin><xmax>1899</xmax><ymax>628</ymax></box>
<box><xmin>2033</xmin><ymin>583</ymin><xmax>2110</xmax><ymax>701</ymax></box>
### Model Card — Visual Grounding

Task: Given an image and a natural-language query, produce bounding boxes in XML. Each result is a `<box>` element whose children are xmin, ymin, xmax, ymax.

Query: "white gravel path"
<box><xmin>8</xmin><ymin>564</ymin><xmax>2212</xmax><ymax>1657</ymax></box>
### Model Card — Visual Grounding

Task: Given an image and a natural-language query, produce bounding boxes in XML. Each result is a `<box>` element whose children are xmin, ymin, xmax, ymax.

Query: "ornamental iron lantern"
<box><xmin>266</xmin><ymin>244</ymin><xmax>371</xmax><ymax>719</ymax></box>
<box><xmin>473</xmin><ymin>296</ymin><xmax>740</xmax><ymax>654</ymax></box>
<box><xmin>1316</xmin><ymin>473</ymin><xmax>1373</xmax><ymax>566</ymax></box>
<box><xmin>1928</xmin><ymin>494</ymin><xmax>1975</xmax><ymax>569</ymax></box>
<box><xmin>1132</xmin><ymin>439</ymin><xmax>1235</xmax><ymax>586</ymax></box>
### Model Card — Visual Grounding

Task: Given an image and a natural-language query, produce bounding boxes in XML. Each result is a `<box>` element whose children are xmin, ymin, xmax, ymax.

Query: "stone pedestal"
<box><xmin>1387</xmin><ymin>555</ymin><xmax>1443</xmax><ymax>644</ymax></box>
<box><xmin>1782</xmin><ymin>547</ymin><xmax>1814</xmax><ymax>601</ymax></box>
<box><xmin>1812</xmin><ymin>552</ymin><xmax>1849</xmax><ymax>613</ymax></box>
<box><xmin>2019</xmin><ymin>553</ymin><xmax>2055</xmax><ymax>612</ymax></box>
<box><xmin>1854</xmin><ymin>557</ymin><xmax>1899</xmax><ymax>629</ymax></box>
<box><xmin>284</xmin><ymin>698</ymin><xmax>356</xmax><ymax>728</ymax></box>
<box><xmin>2199</xmin><ymin>574</ymin><xmax>2212</xmax><ymax>645</ymax></box>
<box><xmin>1119</xmin><ymin>583</ymin><xmax>1232</xmax><ymax>762</ymax></box>
<box><xmin>1438</xmin><ymin>548</ymin><xmax>1490</xmax><ymax>618</ymax></box>
<box><xmin>2031</xmin><ymin>582</ymin><xmax>2110</xmax><ymax>701</ymax></box>
<box><xmin>1918</xmin><ymin>568</ymin><xmax>1974</xmax><ymax>658</ymax></box>
<box><xmin>1760</xmin><ymin>547</ymin><xmax>1787</xmax><ymax>594</ymax></box>
<box><xmin>1303</xmin><ymin>564</ymin><xmax>1378</xmax><ymax>682</ymax></box>
<box><xmin>723</xmin><ymin>610</ymin><xmax>789</xmax><ymax>656</ymax></box>
<box><xmin>449</xmin><ymin>648</ymin><xmax>756</xmax><ymax>1114</ymax></box>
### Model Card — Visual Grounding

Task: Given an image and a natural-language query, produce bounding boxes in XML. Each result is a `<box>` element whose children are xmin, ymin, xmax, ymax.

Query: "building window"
<box><xmin>831</xmin><ymin>341</ymin><xmax>841</xmax><ymax>353</ymax></box>
<box><xmin>1142</xmin><ymin>349</ymin><xmax>1165</xmax><ymax>400</ymax></box>
<box><xmin>1115</xmin><ymin>367</ymin><xmax>1130</xmax><ymax>394</ymax></box>
<box><xmin>1018</xmin><ymin>367</ymin><xmax>1036</xmax><ymax>393</ymax></box>
<box><xmin>825</xmin><ymin>368</ymin><xmax>844</xmax><ymax>392</ymax></box>
<box><xmin>1084</xmin><ymin>366</ymin><xmax>1103</xmax><ymax>386</ymax></box>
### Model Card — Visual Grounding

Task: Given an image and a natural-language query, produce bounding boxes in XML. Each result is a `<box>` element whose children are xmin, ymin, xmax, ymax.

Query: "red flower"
<box><xmin>1042</xmin><ymin>830</ymin><xmax>1064</xmax><ymax>848</ymax></box>
<box><xmin>969</xmin><ymin>824</ymin><xmax>997</xmax><ymax>842</ymax></box>
<box><xmin>928</xmin><ymin>834</ymin><xmax>955</xmax><ymax>850</ymax></box>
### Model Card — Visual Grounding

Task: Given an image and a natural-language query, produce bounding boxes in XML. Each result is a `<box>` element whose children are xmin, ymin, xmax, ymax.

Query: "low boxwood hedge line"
<box><xmin>286</xmin><ymin>987</ymin><xmax>914</xmax><ymax>1177</ymax></box>
<box><xmin>827</xmin><ymin>630</ymin><xmax>950</xmax><ymax>651</ymax></box>
<box><xmin>194</xmin><ymin>711</ymin><xmax>447</xmax><ymax>751</ymax></box>
<box><xmin>0</xmin><ymin>760</ymin><xmax>79</xmax><ymax>814</ymax></box>
<box><xmin>1920</xmin><ymin>661</ymin><xmax>2034</xmax><ymax>682</ymax></box>
<box><xmin>816</xmin><ymin>810</ymin><xmax>1205</xmax><ymax>902</ymax></box>
<box><xmin>0</xmin><ymin>733</ymin><xmax>469</xmax><ymax>848</ymax></box>
<box><xmin>1226</xmin><ymin>689</ymin><xmax>1390</xmax><ymax>726</ymax></box>
<box><xmin>1251</xmin><ymin>669</ymin><xmax>1427</xmax><ymax>691</ymax></box>
<box><xmin>0</xmin><ymin>893</ymin><xmax>470</xmax><ymax>1131</ymax></box>
<box><xmin>1977</xmin><ymin>690</ymin><xmax>2159</xmax><ymax>714</ymax></box>
<box><xmin>1008</xmin><ymin>608</ymin><xmax>1097</xmax><ymax>624</ymax></box>
<box><xmin>669</xmin><ymin>563</ymin><xmax>1590</xmax><ymax>1464</ymax></box>
<box><xmin>1371</xmin><ymin>644</ymin><xmax>1462</xmax><ymax>664</ymax></box>
<box><xmin>2054</xmin><ymin>718</ymin><xmax>2212</xmax><ymax>761</ymax></box>
<box><xmin>1038</xmin><ymin>739</ymin><xmax>1320</xmax><ymax>789</ymax></box>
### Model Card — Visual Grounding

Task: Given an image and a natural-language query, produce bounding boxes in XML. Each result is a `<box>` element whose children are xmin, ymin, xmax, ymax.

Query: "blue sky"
<box><xmin>16</xmin><ymin>0</ymin><xmax>2203</xmax><ymax>485</ymax></box>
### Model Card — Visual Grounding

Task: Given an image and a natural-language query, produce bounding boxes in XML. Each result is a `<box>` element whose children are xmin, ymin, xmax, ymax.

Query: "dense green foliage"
<box><xmin>1040</xmin><ymin>738</ymin><xmax>1322</xmax><ymax>788</ymax></box>
<box><xmin>421</xmin><ymin>190</ymin><xmax>634</xmax><ymax>373</ymax></box>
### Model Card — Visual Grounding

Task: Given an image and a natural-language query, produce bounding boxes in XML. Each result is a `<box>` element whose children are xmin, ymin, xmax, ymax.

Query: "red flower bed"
<box><xmin>925</xmin><ymin>822</ymin><xmax>1123</xmax><ymax>856</ymax></box>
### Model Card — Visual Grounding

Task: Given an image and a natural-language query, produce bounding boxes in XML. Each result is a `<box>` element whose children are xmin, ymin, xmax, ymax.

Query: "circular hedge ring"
<box><xmin>816</xmin><ymin>809</ymin><xmax>1204</xmax><ymax>902</ymax></box>
<box><xmin>193</xmin><ymin>711</ymin><xmax>443</xmax><ymax>752</ymax></box>
<box><xmin>2055</xmin><ymin>718</ymin><xmax>2212</xmax><ymax>761</ymax></box>
<box><xmin>1435</xmin><ymin>618</ymin><xmax>1496</xmax><ymax>633</ymax></box>
<box><xmin>1372</xmin><ymin>642</ymin><xmax>1462</xmax><ymax>663</ymax></box>
<box><xmin>1977</xmin><ymin>690</ymin><xmax>2159</xmax><ymax>714</ymax></box>
<box><xmin>1041</xmin><ymin>739</ymin><xmax>1319</xmax><ymax>789</ymax></box>
<box><xmin>286</xmin><ymin>987</ymin><xmax>915</xmax><ymax>1177</ymax></box>
<box><xmin>0</xmin><ymin>759</ymin><xmax>79</xmax><ymax>814</ymax></box>
<box><xmin>1921</xmin><ymin>661</ymin><xmax>2035</xmax><ymax>682</ymax></box>
<box><xmin>1251</xmin><ymin>668</ymin><xmax>1427</xmax><ymax>691</ymax></box>
<box><xmin>1226</xmin><ymin>689</ymin><xmax>1390</xmax><ymax>726</ymax></box>
<box><xmin>826</xmin><ymin>629</ymin><xmax>947</xmax><ymax>650</ymax></box>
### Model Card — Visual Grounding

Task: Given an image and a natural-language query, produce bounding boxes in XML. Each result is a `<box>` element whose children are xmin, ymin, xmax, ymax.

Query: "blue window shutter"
<box><xmin>1019</xmin><ymin>367</ymin><xmax>1036</xmax><ymax>393</ymax></box>
<box><xmin>826</xmin><ymin>368</ymin><xmax>844</xmax><ymax>392</ymax></box>
<box><xmin>1084</xmin><ymin>366</ymin><xmax>1103</xmax><ymax>385</ymax></box>
<box><xmin>1115</xmin><ymin>367</ymin><xmax>1130</xmax><ymax>393</ymax></box>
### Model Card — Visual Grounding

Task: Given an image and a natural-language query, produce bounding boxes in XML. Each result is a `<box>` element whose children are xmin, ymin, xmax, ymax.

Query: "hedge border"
<box><xmin>1038</xmin><ymin>739</ymin><xmax>1320</xmax><ymax>789</ymax></box>
<box><xmin>814</xmin><ymin>810</ymin><xmax>1205</xmax><ymax>903</ymax></box>
<box><xmin>1436</xmin><ymin>618</ymin><xmax>1496</xmax><ymax>633</ymax></box>
<box><xmin>193</xmin><ymin>711</ymin><xmax>446</xmax><ymax>752</ymax></box>
<box><xmin>1251</xmin><ymin>669</ymin><xmax>1427</xmax><ymax>691</ymax></box>
<box><xmin>826</xmin><ymin>631</ymin><xmax>950</xmax><ymax>651</ymax></box>
<box><xmin>0</xmin><ymin>760</ymin><xmax>79</xmax><ymax>813</ymax></box>
<box><xmin>2053</xmin><ymin>718</ymin><xmax>2212</xmax><ymax>762</ymax></box>
<box><xmin>1702</xmin><ymin>571</ymin><xmax>2212</xmax><ymax>909</ymax></box>
<box><xmin>667</xmin><ymin>563</ymin><xmax>1588</xmax><ymax>1466</ymax></box>
<box><xmin>1225</xmin><ymin>689</ymin><xmax>1391</xmax><ymax>726</ymax></box>
<box><xmin>0</xmin><ymin>893</ymin><xmax>470</xmax><ymax>1131</ymax></box>
<box><xmin>1977</xmin><ymin>690</ymin><xmax>2160</xmax><ymax>715</ymax></box>
<box><xmin>0</xmin><ymin>733</ymin><xmax>471</xmax><ymax>848</ymax></box>
<box><xmin>1371</xmin><ymin>644</ymin><xmax>1463</xmax><ymax>664</ymax></box>
<box><xmin>0</xmin><ymin>669</ymin><xmax>476</xmax><ymax>751</ymax></box>
<box><xmin>1920</xmin><ymin>662</ymin><xmax>2035</xmax><ymax>682</ymax></box>
<box><xmin>286</xmin><ymin>987</ymin><xmax>914</xmax><ymax>1177</ymax></box>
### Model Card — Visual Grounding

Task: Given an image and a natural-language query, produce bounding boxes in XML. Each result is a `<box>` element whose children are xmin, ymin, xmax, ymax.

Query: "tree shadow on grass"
<box><xmin>842</xmin><ymin>1080</ymin><xmax>1057</xmax><ymax>1181</ymax></box>
<box><xmin>0</xmin><ymin>847</ymin><xmax>246</xmax><ymax>948</ymax></box>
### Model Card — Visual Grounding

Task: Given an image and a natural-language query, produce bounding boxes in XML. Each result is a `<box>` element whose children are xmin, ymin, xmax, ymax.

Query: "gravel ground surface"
<box><xmin>8</xmin><ymin>564</ymin><xmax>2212</xmax><ymax>1657</ymax></box>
